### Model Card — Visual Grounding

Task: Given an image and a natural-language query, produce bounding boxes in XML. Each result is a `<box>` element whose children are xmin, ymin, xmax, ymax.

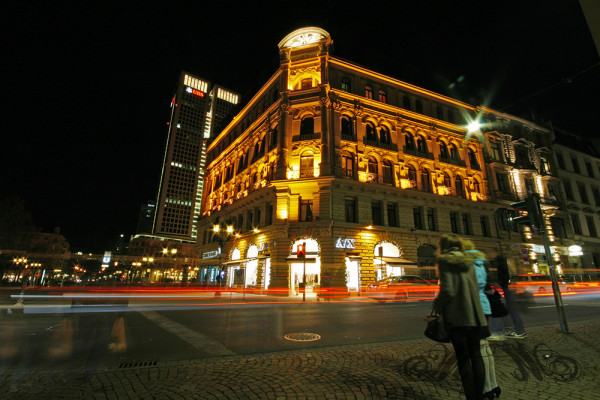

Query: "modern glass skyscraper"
<box><xmin>153</xmin><ymin>72</ymin><xmax>239</xmax><ymax>241</ymax></box>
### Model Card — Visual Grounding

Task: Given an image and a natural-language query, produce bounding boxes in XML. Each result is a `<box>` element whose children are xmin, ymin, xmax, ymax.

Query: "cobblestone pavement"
<box><xmin>1</xmin><ymin>320</ymin><xmax>599</xmax><ymax>399</ymax></box>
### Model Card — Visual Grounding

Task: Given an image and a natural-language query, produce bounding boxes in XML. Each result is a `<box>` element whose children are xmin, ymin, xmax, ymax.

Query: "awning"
<box><xmin>378</xmin><ymin>257</ymin><xmax>417</xmax><ymax>266</ymax></box>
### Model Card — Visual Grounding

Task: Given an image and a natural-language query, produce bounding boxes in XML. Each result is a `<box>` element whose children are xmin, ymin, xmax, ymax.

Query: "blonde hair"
<box><xmin>462</xmin><ymin>239</ymin><xmax>475</xmax><ymax>251</ymax></box>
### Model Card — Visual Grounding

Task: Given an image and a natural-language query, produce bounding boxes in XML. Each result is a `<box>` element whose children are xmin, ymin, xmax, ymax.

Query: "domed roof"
<box><xmin>278</xmin><ymin>27</ymin><xmax>331</xmax><ymax>50</ymax></box>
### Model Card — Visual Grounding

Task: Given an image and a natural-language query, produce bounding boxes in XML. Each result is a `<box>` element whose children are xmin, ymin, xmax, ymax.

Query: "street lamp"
<box><xmin>213</xmin><ymin>223</ymin><xmax>234</xmax><ymax>287</ymax></box>
<box><xmin>161</xmin><ymin>248</ymin><xmax>178</xmax><ymax>284</ymax></box>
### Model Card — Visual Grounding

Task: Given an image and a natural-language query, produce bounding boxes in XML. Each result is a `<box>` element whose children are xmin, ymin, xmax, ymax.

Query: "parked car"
<box><xmin>366</xmin><ymin>275</ymin><xmax>438</xmax><ymax>302</ymax></box>
<box><xmin>509</xmin><ymin>274</ymin><xmax>570</xmax><ymax>297</ymax></box>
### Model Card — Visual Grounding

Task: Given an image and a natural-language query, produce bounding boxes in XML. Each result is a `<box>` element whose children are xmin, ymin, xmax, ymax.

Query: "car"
<box><xmin>366</xmin><ymin>275</ymin><xmax>439</xmax><ymax>302</ymax></box>
<box><xmin>509</xmin><ymin>274</ymin><xmax>569</xmax><ymax>297</ymax></box>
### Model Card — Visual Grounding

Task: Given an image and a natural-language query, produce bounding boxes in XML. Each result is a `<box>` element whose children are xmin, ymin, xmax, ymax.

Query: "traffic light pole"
<box><xmin>532</xmin><ymin>194</ymin><xmax>569</xmax><ymax>334</ymax></box>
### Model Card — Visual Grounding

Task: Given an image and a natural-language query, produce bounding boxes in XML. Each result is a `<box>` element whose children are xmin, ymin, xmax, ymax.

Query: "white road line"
<box><xmin>139</xmin><ymin>310</ymin><xmax>236</xmax><ymax>356</ymax></box>
<box><xmin>528</xmin><ymin>305</ymin><xmax>568</xmax><ymax>309</ymax></box>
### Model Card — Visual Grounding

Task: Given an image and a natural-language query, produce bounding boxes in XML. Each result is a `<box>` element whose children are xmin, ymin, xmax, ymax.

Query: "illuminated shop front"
<box><xmin>288</xmin><ymin>239</ymin><xmax>321</xmax><ymax>296</ymax></box>
<box><xmin>373</xmin><ymin>241</ymin><xmax>416</xmax><ymax>280</ymax></box>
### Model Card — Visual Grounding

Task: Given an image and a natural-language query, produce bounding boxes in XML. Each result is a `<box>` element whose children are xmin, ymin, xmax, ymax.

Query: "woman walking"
<box><xmin>434</xmin><ymin>234</ymin><xmax>488</xmax><ymax>400</ymax></box>
<box><xmin>464</xmin><ymin>240</ymin><xmax>501</xmax><ymax>399</ymax></box>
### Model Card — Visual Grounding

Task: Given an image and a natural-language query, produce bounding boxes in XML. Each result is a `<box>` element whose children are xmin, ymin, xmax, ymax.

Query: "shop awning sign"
<box><xmin>335</xmin><ymin>238</ymin><xmax>355</xmax><ymax>249</ymax></box>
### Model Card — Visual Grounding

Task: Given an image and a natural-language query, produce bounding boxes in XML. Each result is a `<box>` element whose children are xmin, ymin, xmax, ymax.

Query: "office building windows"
<box><xmin>387</xmin><ymin>203</ymin><xmax>398</xmax><ymax>227</ymax></box>
<box><xmin>371</xmin><ymin>201</ymin><xmax>382</xmax><ymax>226</ymax></box>
<box><xmin>450</xmin><ymin>211</ymin><xmax>459</xmax><ymax>234</ymax></box>
<box><xmin>480</xmin><ymin>215</ymin><xmax>490</xmax><ymax>237</ymax></box>
<box><xmin>427</xmin><ymin>208</ymin><xmax>437</xmax><ymax>231</ymax></box>
<box><xmin>413</xmin><ymin>206</ymin><xmax>423</xmax><ymax>230</ymax></box>
<box><xmin>586</xmin><ymin>161</ymin><xmax>595</xmax><ymax>177</ymax></box>
<box><xmin>586</xmin><ymin>216</ymin><xmax>597</xmax><ymax>237</ymax></box>
<box><xmin>578</xmin><ymin>182</ymin><xmax>589</xmax><ymax>204</ymax></box>
<box><xmin>564</xmin><ymin>180</ymin><xmax>574</xmax><ymax>201</ymax></box>
<box><xmin>345</xmin><ymin>198</ymin><xmax>357</xmax><ymax>223</ymax></box>
<box><xmin>571</xmin><ymin>214</ymin><xmax>582</xmax><ymax>235</ymax></box>
<box><xmin>572</xmin><ymin>156</ymin><xmax>580</xmax><ymax>174</ymax></box>
<box><xmin>462</xmin><ymin>213</ymin><xmax>472</xmax><ymax>235</ymax></box>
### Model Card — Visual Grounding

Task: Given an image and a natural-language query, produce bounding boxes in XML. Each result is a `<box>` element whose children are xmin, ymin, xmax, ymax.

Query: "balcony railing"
<box><xmin>364</xmin><ymin>138</ymin><xmax>398</xmax><ymax>151</ymax></box>
<box><xmin>403</xmin><ymin>146</ymin><xmax>434</xmax><ymax>160</ymax></box>
<box><xmin>439</xmin><ymin>155</ymin><xmax>466</xmax><ymax>167</ymax></box>
<box><xmin>341</xmin><ymin>133</ymin><xmax>357</xmax><ymax>142</ymax></box>
<box><xmin>292</xmin><ymin>132</ymin><xmax>321</xmax><ymax>142</ymax></box>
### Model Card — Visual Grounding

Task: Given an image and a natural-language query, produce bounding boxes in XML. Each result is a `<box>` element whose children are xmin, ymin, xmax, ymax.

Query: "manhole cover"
<box><xmin>284</xmin><ymin>332</ymin><xmax>321</xmax><ymax>342</ymax></box>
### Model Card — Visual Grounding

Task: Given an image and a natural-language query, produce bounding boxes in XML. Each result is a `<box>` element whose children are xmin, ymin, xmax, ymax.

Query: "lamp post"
<box><xmin>213</xmin><ymin>223</ymin><xmax>234</xmax><ymax>288</ymax></box>
<box><xmin>161</xmin><ymin>248</ymin><xmax>178</xmax><ymax>285</ymax></box>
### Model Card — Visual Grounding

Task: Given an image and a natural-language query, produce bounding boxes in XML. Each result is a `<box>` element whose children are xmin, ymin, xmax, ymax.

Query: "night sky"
<box><xmin>3</xmin><ymin>1</ymin><xmax>598</xmax><ymax>253</ymax></box>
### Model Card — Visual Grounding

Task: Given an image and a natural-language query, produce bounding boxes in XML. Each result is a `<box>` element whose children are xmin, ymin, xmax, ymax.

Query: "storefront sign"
<box><xmin>335</xmin><ymin>238</ymin><xmax>355</xmax><ymax>249</ymax></box>
<box><xmin>203</xmin><ymin>249</ymin><xmax>221</xmax><ymax>259</ymax></box>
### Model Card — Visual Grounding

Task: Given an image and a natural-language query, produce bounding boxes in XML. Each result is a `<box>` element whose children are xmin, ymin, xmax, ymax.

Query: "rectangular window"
<box><xmin>490</xmin><ymin>142</ymin><xmax>501</xmax><ymax>162</ymax></box>
<box><xmin>462</xmin><ymin>213</ymin><xmax>472</xmax><ymax>235</ymax></box>
<box><xmin>265</xmin><ymin>203</ymin><xmax>273</xmax><ymax>226</ymax></box>
<box><xmin>345</xmin><ymin>199</ymin><xmax>357</xmax><ymax>223</ymax></box>
<box><xmin>413</xmin><ymin>206</ymin><xmax>423</xmax><ymax>230</ymax></box>
<box><xmin>246</xmin><ymin>211</ymin><xmax>253</xmax><ymax>231</ymax></box>
<box><xmin>578</xmin><ymin>182</ymin><xmax>589</xmax><ymax>204</ymax></box>
<box><xmin>496</xmin><ymin>172</ymin><xmax>508</xmax><ymax>193</ymax></box>
<box><xmin>572</xmin><ymin>156</ymin><xmax>580</xmax><ymax>174</ymax></box>
<box><xmin>387</xmin><ymin>203</ymin><xmax>398</xmax><ymax>227</ymax></box>
<box><xmin>480</xmin><ymin>215</ymin><xmax>490</xmax><ymax>237</ymax></box>
<box><xmin>586</xmin><ymin>161</ymin><xmax>595</xmax><ymax>177</ymax></box>
<box><xmin>254</xmin><ymin>208</ymin><xmax>261</xmax><ymax>227</ymax></box>
<box><xmin>237</xmin><ymin>214</ymin><xmax>244</xmax><ymax>232</ymax></box>
<box><xmin>300</xmin><ymin>199</ymin><xmax>313</xmax><ymax>222</ymax></box>
<box><xmin>450</xmin><ymin>211</ymin><xmax>460</xmax><ymax>234</ymax></box>
<box><xmin>556</xmin><ymin>152</ymin><xmax>565</xmax><ymax>169</ymax></box>
<box><xmin>550</xmin><ymin>217</ymin><xmax>567</xmax><ymax>239</ymax></box>
<box><xmin>586</xmin><ymin>216</ymin><xmax>597</xmax><ymax>237</ymax></box>
<box><xmin>371</xmin><ymin>201</ymin><xmax>382</xmax><ymax>226</ymax></box>
<box><xmin>593</xmin><ymin>188</ymin><xmax>600</xmax><ymax>207</ymax></box>
<box><xmin>571</xmin><ymin>214</ymin><xmax>582</xmax><ymax>235</ymax></box>
<box><xmin>427</xmin><ymin>208</ymin><xmax>437</xmax><ymax>231</ymax></box>
<box><xmin>564</xmin><ymin>180</ymin><xmax>574</xmax><ymax>201</ymax></box>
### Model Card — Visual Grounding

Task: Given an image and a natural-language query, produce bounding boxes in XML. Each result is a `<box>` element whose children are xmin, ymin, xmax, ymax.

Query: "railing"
<box><xmin>403</xmin><ymin>146</ymin><xmax>434</xmax><ymax>160</ymax></box>
<box><xmin>364</xmin><ymin>138</ymin><xmax>398</xmax><ymax>151</ymax></box>
<box><xmin>341</xmin><ymin>134</ymin><xmax>357</xmax><ymax>142</ymax></box>
<box><xmin>439</xmin><ymin>155</ymin><xmax>466</xmax><ymax>167</ymax></box>
<box><xmin>292</xmin><ymin>132</ymin><xmax>321</xmax><ymax>142</ymax></box>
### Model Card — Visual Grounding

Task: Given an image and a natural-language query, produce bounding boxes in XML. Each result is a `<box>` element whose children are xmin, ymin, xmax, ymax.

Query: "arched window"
<box><xmin>449</xmin><ymin>143</ymin><xmax>459</xmax><ymax>160</ymax></box>
<box><xmin>270</xmin><ymin>124</ymin><xmax>278</xmax><ymax>149</ymax></box>
<box><xmin>368</xmin><ymin>156</ymin><xmax>378</xmax><ymax>181</ymax></box>
<box><xmin>341</xmin><ymin>116</ymin><xmax>353</xmax><ymax>137</ymax></box>
<box><xmin>417</xmin><ymin>135</ymin><xmax>427</xmax><ymax>153</ymax></box>
<box><xmin>407</xmin><ymin>165</ymin><xmax>417</xmax><ymax>186</ymax></box>
<box><xmin>421</xmin><ymin>169</ymin><xmax>431</xmax><ymax>192</ymax></box>
<box><xmin>341</xmin><ymin>78</ymin><xmax>351</xmax><ymax>92</ymax></box>
<box><xmin>300</xmin><ymin>116</ymin><xmax>314</xmax><ymax>135</ymax></box>
<box><xmin>379</xmin><ymin>126</ymin><xmax>391</xmax><ymax>145</ymax></box>
<box><xmin>366</xmin><ymin>122</ymin><xmax>377</xmax><ymax>141</ymax></box>
<box><xmin>341</xmin><ymin>152</ymin><xmax>354</xmax><ymax>178</ymax></box>
<box><xmin>365</xmin><ymin>85</ymin><xmax>373</xmax><ymax>99</ymax></box>
<box><xmin>455</xmin><ymin>175</ymin><xmax>465</xmax><ymax>198</ymax></box>
<box><xmin>403</xmin><ymin>96</ymin><xmax>412</xmax><ymax>110</ymax></box>
<box><xmin>473</xmin><ymin>178</ymin><xmax>481</xmax><ymax>193</ymax></box>
<box><xmin>439</xmin><ymin>142</ymin><xmax>449</xmax><ymax>159</ymax></box>
<box><xmin>468</xmin><ymin>148</ymin><xmax>479</xmax><ymax>169</ymax></box>
<box><xmin>382</xmin><ymin>160</ymin><xmax>393</xmax><ymax>184</ymax></box>
<box><xmin>378</xmin><ymin>90</ymin><xmax>387</xmax><ymax>103</ymax></box>
<box><xmin>443</xmin><ymin>172</ymin><xmax>452</xmax><ymax>188</ymax></box>
<box><xmin>405</xmin><ymin>132</ymin><xmax>415</xmax><ymax>151</ymax></box>
<box><xmin>415</xmin><ymin>100</ymin><xmax>423</xmax><ymax>114</ymax></box>
<box><xmin>300</xmin><ymin>151</ymin><xmax>314</xmax><ymax>178</ymax></box>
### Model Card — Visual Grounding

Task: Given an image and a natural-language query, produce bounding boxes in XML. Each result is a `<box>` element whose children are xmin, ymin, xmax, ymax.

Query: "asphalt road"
<box><xmin>1</xmin><ymin>289</ymin><xmax>599</xmax><ymax>374</ymax></box>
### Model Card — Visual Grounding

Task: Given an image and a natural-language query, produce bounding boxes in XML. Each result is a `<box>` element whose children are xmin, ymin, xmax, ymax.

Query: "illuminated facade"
<box><xmin>153</xmin><ymin>72</ymin><xmax>239</xmax><ymax>242</ymax></box>
<box><xmin>196</xmin><ymin>27</ymin><xmax>575</xmax><ymax>295</ymax></box>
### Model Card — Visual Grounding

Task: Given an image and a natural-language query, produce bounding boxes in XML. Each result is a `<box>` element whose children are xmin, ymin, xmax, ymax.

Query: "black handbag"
<box><xmin>486</xmin><ymin>289</ymin><xmax>509</xmax><ymax>318</ymax></box>
<box><xmin>424</xmin><ymin>310</ymin><xmax>450</xmax><ymax>343</ymax></box>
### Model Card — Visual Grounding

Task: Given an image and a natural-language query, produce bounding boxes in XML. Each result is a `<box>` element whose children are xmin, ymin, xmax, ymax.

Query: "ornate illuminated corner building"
<box><xmin>196</xmin><ymin>27</ymin><xmax>576</xmax><ymax>295</ymax></box>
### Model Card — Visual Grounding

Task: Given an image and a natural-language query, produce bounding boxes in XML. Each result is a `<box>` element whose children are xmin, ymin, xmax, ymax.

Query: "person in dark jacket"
<box><xmin>490</xmin><ymin>255</ymin><xmax>526</xmax><ymax>339</ymax></box>
<box><xmin>434</xmin><ymin>234</ymin><xmax>488</xmax><ymax>400</ymax></box>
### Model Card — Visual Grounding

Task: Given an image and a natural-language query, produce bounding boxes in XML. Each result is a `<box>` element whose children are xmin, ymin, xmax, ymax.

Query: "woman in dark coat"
<box><xmin>434</xmin><ymin>234</ymin><xmax>488</xmax><ymax>400</ymax></box>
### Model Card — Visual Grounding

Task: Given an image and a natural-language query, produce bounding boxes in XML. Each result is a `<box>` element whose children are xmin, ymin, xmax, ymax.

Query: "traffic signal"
<box><xmin>297</xmin><ymin>242</ymin><xmax>306</xmax><ymax>259</ymax></box>
<box><xmin>510</xmin><ymin>194</ymin><xmax>543</xmax><ymax>230</ymax></box>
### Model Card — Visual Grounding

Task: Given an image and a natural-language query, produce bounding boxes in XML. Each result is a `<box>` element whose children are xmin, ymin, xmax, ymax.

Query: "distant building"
<box><xmin>153</xmin><ymin>72</ymin><xmax>239</xmax><ymax>242</ymax></box>
<box><xmin>136</xmin><ymin>200</ymin><xmax>155</xmax><ymax>234</ymax></box>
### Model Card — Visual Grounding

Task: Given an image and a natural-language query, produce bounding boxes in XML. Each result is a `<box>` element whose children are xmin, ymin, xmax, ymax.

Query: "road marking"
<box><xmin>139</xmin><ymin>310</ymin><xmax>235</xmax><ymax>356</ymax></box>
<box><xmin>528</xmin><ymin>305</ymin><xmax>568</xmax><ymax>309</ymax></box>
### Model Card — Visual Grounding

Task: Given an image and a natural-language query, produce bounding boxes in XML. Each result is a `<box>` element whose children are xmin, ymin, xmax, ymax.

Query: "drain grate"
<box><xmin>284</xmin><ymin>332</ymin><xmax>321</xmax><ymax>342</ymax></box>
<box><xmin>118</xmin><ymin>360</ymin><xmax>157</xmax><ymax>369</ymax></box>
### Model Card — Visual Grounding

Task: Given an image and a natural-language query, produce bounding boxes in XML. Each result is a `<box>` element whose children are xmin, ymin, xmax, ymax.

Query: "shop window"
<box><xmin>300</xmin><ymin>116</ymin><xmax>314</xmax><ymax>135</ymax></box>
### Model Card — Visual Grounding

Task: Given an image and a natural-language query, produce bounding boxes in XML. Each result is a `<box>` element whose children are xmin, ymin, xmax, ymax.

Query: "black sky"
<box><xmin>3</xmin><ymin>1</ymin><xmax>598</xmax><ymax>253</ymax></box>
